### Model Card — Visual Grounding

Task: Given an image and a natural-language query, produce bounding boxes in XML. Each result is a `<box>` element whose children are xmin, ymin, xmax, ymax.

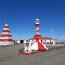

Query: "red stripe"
<box><xmin>37</xmin><ymin>41</ymin><xmax>46</xmax><ymax>51</ymax></box>
<box><xmin>4</xmin><ymin>26</ymin><xmax>9</xmax><ymax>28</ymax></box>
<box><xmin>0</xmin><ymin>39</ymin><xmax>13</xmax><ymax>41</ymax></box>
<box><xmin>36</xmin><ymin>24</ymin><xmax>39</xmax><ymax>27</ymax></box>
<box><xmin>2</xmin><ymin>30</ymin><xmax>10</xmax><ymax>32</ymax></box>
<box><xmin>1</xmin><ymin>35</ymin><xmax>12</xmax><ymax>37</ymax></box>
<box><xmin>36</xmin><ymin>30</ymin><xmax>39</xmax><ymax>32</ymax></box>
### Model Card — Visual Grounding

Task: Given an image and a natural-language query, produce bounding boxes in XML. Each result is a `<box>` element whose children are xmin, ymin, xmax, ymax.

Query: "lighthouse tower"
<box><xmin>34</xmin><ymin>18</ymin><xmax>41</xmax><ymax>41</ymax></box>
<box><xmin>35</xmin><ymin>18</ymin><xmax>40</xmax><ymax>35</ymax></box>
<box><xmin>0</xmin><ymin>23</ymin><xmax>14</xmax><ymax>46</ymax></box>
<box><xmin>22</xmin><ymin>18</ymin><xmax>48</xmax><ymax>54</ymax></box>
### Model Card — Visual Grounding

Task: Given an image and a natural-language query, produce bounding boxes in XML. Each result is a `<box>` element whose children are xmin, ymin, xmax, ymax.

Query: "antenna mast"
<box><xmin>52</xmin><ymin>27</ymin><xmax>55</xmax><ymax>45</ymax></box>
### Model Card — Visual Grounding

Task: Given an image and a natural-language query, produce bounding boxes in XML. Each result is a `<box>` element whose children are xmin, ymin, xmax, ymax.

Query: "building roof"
<box><xmin>30</xmin><ymin>35</ymin><xmax>53</xmax><ymax>40</ymax></box>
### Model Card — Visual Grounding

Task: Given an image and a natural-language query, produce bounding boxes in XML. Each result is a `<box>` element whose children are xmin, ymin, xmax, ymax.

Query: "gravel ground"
<box><xmin>0</xmin><ymin>43</ymin><xmax>65</xmax><ymax>65</ymax></box>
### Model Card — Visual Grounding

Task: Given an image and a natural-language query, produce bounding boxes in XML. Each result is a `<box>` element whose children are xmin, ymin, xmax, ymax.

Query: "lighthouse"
<box><xmin>0</xmin><ymin>23</ymin><xmax>14</xmax><ymax>46</ymax></box>
<box><xmin>22</xmin><ymin>19</ymin><xmax>48</xmax><ymax>55</ymax></box>
<box><xmin>35</xmin><ymin>18</ymin><xmax>40</xmax><ymax>35</ymax></box>
<box><xmin>34</xmin><ymin>18</ymin><xmax>42</xmax><ymax>41</ymax></box>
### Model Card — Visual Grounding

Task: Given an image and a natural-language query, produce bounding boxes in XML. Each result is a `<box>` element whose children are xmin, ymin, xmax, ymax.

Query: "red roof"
<box><xmin>30</xmin><ymin>35</ymin><xmax>53</xmax><ymax>40</ymax></box>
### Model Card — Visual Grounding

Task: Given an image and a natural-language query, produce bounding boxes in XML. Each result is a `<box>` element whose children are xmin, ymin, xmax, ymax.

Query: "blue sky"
<box><xmin>0</xmin><ymin>0</ymin><xmax>65</xmax><ymax>40</ymax></box>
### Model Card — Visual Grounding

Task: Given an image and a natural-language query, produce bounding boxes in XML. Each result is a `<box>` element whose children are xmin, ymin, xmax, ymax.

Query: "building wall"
<box><xmin>16</xmin><ymin>39</ymin><xmax>57</xmax><ymax>44</ymax></box>
<box><xmin>40</xmin><ymin>39</ymin><xmax>54</xmax><ymax>43</ymax></box>
<box><xmin>29</xmin><ymin>39</ymin><xmax>53</xmax><ymax>43</ymax></box>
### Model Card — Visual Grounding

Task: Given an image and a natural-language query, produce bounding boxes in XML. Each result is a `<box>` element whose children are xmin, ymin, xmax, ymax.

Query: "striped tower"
<box><xmin>35</xmin><ymin>18</ymin><xmax>40</xmax><ymax>35</ymax></box>
<box><xmin>0</xmin><ymin>23</ymin><xmax>14</xmax><ymax>46</ymax></box>
<box><xmin>34</xmin><ymin>18</ymin><xmax>41</xmax><ymax>40</ymax></box>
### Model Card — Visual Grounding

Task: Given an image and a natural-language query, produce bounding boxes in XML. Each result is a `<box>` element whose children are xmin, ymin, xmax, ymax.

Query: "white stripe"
<box><xmin>3</xmin><ymin>28</ymin><xmax>10</xmax><ymax>30</ymax></box>
<box><xmin>0</xmin><ymin>42</ymin><xmax>14</xmax><ymax>45</ymax></box>
<box><xmin>5</xmin><ymin>24</ymin><xmax>8</xmax><ymax>26</ymax></box>
<box><xmin>0</xmin><ymin>37</ymin><xmax>12</xmax><ymax>39</ymax></box>
<box><xmin>36</xmin><ymin>27</ymin><xmax>39</xmax><ymax>30</ymax></box>
<box><xmin>36</xmin><ymin>18</ymin><xmax>39</xmax><ymax>20</ymax></box>
<box><xmin>36</xmin><ymin>22</ymin><xmax>39</xmax><ymax>24</ymax></box>
<box><xmin>31</xmin><ymin>42</ymin><xmax>38</xmax><ymax>50</ymax></box>
<box><xmin>1</xmin><ymin>32</ymin><xmax>11</xmax><ymax>35</ymax></box>
<box><xmin>36</xmin><ymin>32</ymin><xmax>39</xmax><ymax>35</ymax></box>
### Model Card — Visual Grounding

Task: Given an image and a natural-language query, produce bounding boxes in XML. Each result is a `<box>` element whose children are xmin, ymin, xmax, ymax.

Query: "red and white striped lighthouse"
<box><xmin>35</xmin><ymin>18</ymin><xmax>40</xmax><ymax>35</ymax></box>
<box><xmin>0</xmin><ymin>23</ymin><xmax>14</xmax><ymax>46</ymax></box>
<box><xmin>22</xmin><ymin>19</ymin><xmax>48</xmax><ymax>54</ymax></box>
